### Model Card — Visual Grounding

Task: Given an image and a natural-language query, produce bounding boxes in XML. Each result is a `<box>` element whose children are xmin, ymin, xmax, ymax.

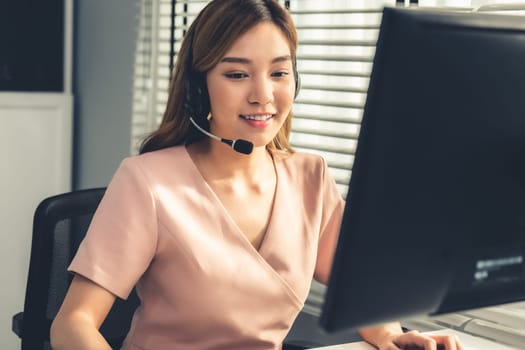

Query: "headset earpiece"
<box><xmin>183</xmin><ymin>70</ymin><xmax>210</xmax><ymax>123</ymax></box>
<box><xmin>182</xmin><ymin>22</ymin><xmax>210</xmax><ymax>125</ymax></box>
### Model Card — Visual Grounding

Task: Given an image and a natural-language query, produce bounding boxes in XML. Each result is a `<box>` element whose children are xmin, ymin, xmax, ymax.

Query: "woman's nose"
<box><xmin>248</xmin><ymin>77</ymin><xmax>274</xmax><ymax>105</ymax></box>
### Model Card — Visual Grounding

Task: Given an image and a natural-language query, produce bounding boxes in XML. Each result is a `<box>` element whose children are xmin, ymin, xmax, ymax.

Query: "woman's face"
<box><xmin>206</xmin><ymin>22</ymin><xmax>295</xmax><ymax>149</ymax></box>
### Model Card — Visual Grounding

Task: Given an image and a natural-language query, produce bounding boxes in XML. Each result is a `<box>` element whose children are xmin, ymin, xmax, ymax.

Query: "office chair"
<box><xmin>12</xmin><ymin>188</ymin><xmax>140</xmax><ymax>350</ymax></box>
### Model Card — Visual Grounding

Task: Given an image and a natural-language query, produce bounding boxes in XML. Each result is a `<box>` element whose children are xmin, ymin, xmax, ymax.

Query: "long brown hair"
<box><xmin>139</xmin><ymin>0</ymin><xmax>298</xmax><ymax>154</ymax></box>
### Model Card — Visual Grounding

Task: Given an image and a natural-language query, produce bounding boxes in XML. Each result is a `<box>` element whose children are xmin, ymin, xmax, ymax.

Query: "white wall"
<box><xmin>72</xmin><ymin>0</ymin><xmax>138</xmax><ymax>189</ymax></box>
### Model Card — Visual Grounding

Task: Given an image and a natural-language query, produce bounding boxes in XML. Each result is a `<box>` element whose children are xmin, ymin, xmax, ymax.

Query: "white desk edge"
<box><xmin>310</xmin><ymin>329</ymin><xmax>518</xmax><ymax>350</ymax></box>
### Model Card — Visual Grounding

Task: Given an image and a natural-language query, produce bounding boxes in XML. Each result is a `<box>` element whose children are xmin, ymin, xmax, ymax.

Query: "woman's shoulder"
<box><xmin>115</xmin><ymin>145</ymin><xmax>190</xmax><ymax>181</ymax></box>
<box><xmin>276</xmin><ymin>150</ymin><xmax>326</xmax><ymax>171</ymax></box>
<box><xmin>122</xmin><ymin>145</ymin><xmax>187</xmax><ymax>167</ymax></box>
<box><xmin>136</xmin><ymin>145</ymin><xmax>186</xmax><ymax>161</ymax></box>
<box><xmin>275</xmin><ymin>150</ymin><xmax>327</xmax><ymax>184</ymax></box>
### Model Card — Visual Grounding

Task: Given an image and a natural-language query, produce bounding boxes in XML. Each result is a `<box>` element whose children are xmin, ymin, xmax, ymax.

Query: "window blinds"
<box><xmin>288</xmin><ymin>0</ymin><xmax>393</xmax><ymax>197</ymax></box>
<box><xmin>131</xmin><ymin>0</ymin><xmax>183</xmax><ymax>153</ymax></box>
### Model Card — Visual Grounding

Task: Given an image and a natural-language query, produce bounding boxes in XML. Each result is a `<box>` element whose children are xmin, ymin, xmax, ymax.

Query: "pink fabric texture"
<box><xmin>69</xmin><ymin>145</ymin><xmax>344</xmax><ymax>349</ymax></box>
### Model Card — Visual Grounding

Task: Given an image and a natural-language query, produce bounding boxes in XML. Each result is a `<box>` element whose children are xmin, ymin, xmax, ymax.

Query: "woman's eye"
<box><xmin>271</xmin><ymin>71</ymin><xmax>289</xmax><ymax>78</ymax></box>
<box><xmin>224</xmin><ymin>73</ymin><xmax>248</xmax><ymax>79</ymax></box>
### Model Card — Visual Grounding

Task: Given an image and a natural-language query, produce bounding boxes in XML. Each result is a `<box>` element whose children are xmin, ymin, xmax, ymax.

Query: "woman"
<box><xmin>51</xmin><ymin>1</ymin><xmax>463</xmax><ymax>349</ymax></box>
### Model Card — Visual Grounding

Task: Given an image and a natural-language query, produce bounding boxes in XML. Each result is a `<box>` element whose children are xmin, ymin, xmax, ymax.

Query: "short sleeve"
<box><xmin>314</xmin><ymin>158</ymin><xmax>345</xmax><ymax>284</ymax></box>
<box><xmin>68</xmin><ymin>158</ymin><xmax>158</xmax><ymax>299</ymax></box>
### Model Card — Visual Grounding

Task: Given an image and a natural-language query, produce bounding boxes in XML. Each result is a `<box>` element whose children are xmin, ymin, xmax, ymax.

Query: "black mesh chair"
<box><xmin>12</xmin><ymin>188</ymin><xmax>140</xmax><ymax>350</ymax></box>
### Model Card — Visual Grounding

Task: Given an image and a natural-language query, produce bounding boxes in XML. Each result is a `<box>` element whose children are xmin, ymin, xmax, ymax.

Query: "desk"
<box><xmin>310</xmin><ymin>329</ymin><xmax>518</xmax><ymax>350</ymax></box>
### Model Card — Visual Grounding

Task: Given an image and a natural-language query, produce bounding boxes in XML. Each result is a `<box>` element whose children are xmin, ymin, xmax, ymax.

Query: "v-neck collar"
<box><xmin>179</xmin><ymin>146</ymin><xmax>304</xmax><ymax>308</ymax></box>
<box><xmin>182</xmin><ymin>145</ymin><xmax>279</xmax><ymax>254</ymax></box>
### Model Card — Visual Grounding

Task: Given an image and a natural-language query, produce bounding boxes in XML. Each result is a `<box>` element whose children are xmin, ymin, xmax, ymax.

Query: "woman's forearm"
<box><xmin>50</xmin><ymin>314</ymin><xmax>112</xmax><ymax>350</ymax></box>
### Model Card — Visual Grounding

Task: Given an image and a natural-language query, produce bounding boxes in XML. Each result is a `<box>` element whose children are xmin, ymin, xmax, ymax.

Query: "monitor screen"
<box><xmin>320</xmin><ymin>6</ymin><xmax>525</xmax><ymax>332</ymax></box>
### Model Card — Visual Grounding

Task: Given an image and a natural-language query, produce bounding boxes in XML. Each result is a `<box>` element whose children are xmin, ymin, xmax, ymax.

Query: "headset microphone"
<box><xmin>189</xmin><ymin>117</ymin><xmax>253</xmax><ymax>155</ymax></box>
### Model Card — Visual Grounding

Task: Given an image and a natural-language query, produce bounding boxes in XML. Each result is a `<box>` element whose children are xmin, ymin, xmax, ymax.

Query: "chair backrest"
<box><xmin>17</xmin><ymin>188</ymin><xmax>140</xmax><ymax>350</ymax></box>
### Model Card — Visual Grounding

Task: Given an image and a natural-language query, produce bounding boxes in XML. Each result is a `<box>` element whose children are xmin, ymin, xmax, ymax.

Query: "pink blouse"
<box><xmin>69</xmin><ymin>145</ymin><xmax>343</xmax><ymax>350</ymax></box>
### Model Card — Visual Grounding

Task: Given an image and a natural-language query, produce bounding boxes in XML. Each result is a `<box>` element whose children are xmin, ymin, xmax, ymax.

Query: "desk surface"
<box><xmin>310</xmin><ymin>329</ymin><xmax>518</xmax><ymax>350</ymax></box>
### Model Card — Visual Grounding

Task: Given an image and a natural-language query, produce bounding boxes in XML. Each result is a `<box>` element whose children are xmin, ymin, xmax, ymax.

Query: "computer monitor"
<box><xmin>320</xmin><ymin>6</ymin><xmax>525</xmax><ymax>332</ymax></box>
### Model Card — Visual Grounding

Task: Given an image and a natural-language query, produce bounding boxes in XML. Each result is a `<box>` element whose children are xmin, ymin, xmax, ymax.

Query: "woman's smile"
<box><xmin>240</xmin><ymin>113</ymin><xmax>275</xmax><ymax>128</ymax></box>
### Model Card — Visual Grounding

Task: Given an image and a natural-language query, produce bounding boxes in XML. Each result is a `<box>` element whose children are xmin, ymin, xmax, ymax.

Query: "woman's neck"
<box><xmin>186</xmin><ymin>139</ymin><xmax>274</xmax><ymax>185</ymax></box>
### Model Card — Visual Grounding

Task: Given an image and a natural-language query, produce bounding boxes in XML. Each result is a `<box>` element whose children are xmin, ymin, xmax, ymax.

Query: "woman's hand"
<box><xmin>359</xmin><ymin>323</ymin><xmax>463</xmax><ymax>350</ymax></box>
<box><xmin>376</xmin><ymin>329</ymin><xmax>464</xmax><ymax>350</ymax></box>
